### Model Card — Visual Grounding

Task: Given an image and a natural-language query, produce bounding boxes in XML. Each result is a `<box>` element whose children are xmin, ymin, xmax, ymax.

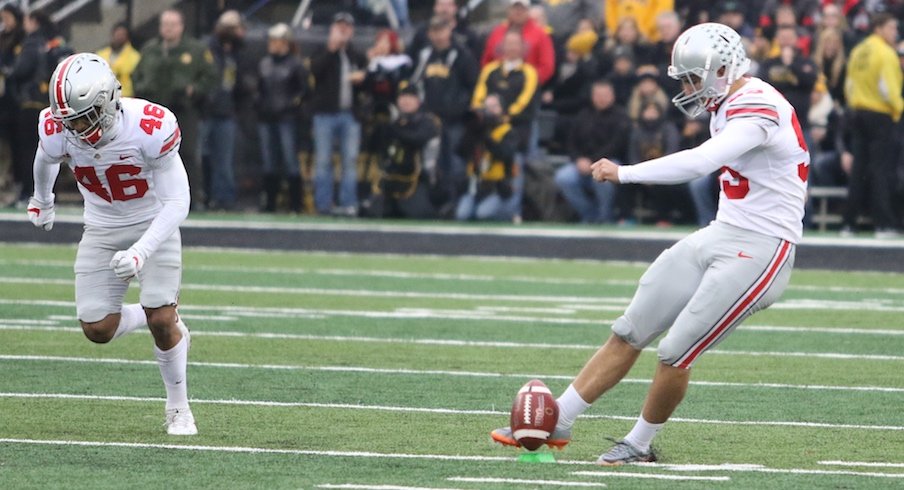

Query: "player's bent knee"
<box><xmin>80</xmin><ymin>315</ymin><xmax>119</xmax><ymax>344</ymax></box>
<box><xmin>657</xmin><ymin>337</ymin><xmax>694</xmax><ymax>369</ymax></box>
<box><xmin>611</xmin><ymin>316</ymin><xmax>652</xmax><ymax>350</ymax></box>
<box><xmin>144</xmin><ymin>305</ymin><xmax>177</xmax><ymax>330</ymax></box>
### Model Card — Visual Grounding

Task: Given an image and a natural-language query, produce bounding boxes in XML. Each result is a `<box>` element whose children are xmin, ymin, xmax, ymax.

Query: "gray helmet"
<box><xmin>667</xmin><ymin>23</ymin><xmax>750</xmax><ymax>117</ymax></box>
<box><xmin>49</xmin><ymin>53</ymin><xmax>122</xmax><ymax>146</ymax></box>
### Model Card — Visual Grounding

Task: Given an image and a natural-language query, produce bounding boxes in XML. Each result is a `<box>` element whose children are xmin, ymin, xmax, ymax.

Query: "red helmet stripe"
<box><xmin>54</xmin><ymin>55</ymin><xmax>77</xmax><ymax>113</ymax></box>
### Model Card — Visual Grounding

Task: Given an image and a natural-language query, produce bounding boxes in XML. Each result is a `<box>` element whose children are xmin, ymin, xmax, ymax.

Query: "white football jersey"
<box><xmin>710</xmin><ymin>77</ymin><xmax>809</xmax><ymax>243</ymax></box>
<box><xmin>38</xmin><ymin>97</ymin><xmax>183</xmax><ymax>228</ymax></box>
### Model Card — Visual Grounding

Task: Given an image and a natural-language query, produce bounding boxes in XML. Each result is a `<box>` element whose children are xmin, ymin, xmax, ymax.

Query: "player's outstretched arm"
<box><xmin>596</xmin><ymin>118</ymin><xmax>770</xmax><ymax>186</ymax></box>
<box><xmin>110</xmin><ymin>154</ymin><xmax>190</xmax><ymax>280</ymax></box>
<box><xmin>27</xmin><ymin>145</ymin><xmax>62</xmax><ymax>231</ymax></box>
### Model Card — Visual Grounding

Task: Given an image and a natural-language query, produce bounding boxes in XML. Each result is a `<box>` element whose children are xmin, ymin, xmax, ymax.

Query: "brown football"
<box><xmin>509</xmin><ymin>379</ymin><xmax>559</xmax><ymax>451</ymax></box>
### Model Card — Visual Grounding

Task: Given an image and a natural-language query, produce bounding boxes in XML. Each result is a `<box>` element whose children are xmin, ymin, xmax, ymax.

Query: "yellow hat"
<box><xmin>567</xmin><ymin>30</ymin><xmax>598</xmax><ymax>57</ymax></box>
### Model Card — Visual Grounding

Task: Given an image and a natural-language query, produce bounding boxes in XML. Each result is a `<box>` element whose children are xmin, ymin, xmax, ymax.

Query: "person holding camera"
<box><xmin>455</xmin><ymin>93</ymin><xmax>519</xmax><ymax>221</ymax></box>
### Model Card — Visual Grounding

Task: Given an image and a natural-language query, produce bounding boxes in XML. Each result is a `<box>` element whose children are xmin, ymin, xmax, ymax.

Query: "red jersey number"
<box><xmin>720</xmin><ymin>166</ymin><xmax>750</xmax><ymax>200</ymax></box>
<box><xmin>74</xmin><ymin>165</ymin><xmax>148</xmax><ymax>202</ymax></box>
<box><xmin>139</xmin><ymin>104</ymin><xmax>165</xmax><ymax>135</ymax></box>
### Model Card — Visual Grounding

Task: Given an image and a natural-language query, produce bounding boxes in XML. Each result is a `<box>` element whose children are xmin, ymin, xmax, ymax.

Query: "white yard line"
<box><xmin>1</xmin><ymin>392</ymin><xmax>902</xmax><ymax>431</ymax></box>
<box><xmin>570</xmin><ymin>472</ymin><xmax>730</xmax><ymax>481</ymax></box>
<box><xmin>448</xmin><ymin>477</ymin><xmax>608</xmax><ymax>487</ymax></box>
<box><xmin>622</xmin><ymin>464</ymin><xmax>904</xmax><ymax>479</ymax></box>
<box><xmin>819</xmin><ymin>461</ymin><xmax>904</xmax><ymax>468</ymax></box>
<box><xmin>2</xmin><ymin>353</ymin><xmax>903</xmax><ymax>394</ymax></box>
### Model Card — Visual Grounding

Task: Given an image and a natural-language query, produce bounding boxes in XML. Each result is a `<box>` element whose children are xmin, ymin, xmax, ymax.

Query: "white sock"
<box><xmin>623</xmin><ymin>416</ymin><xmax>664</xmax><ymax>452</ymax></box>
<box><xmin>111</xmin><ymin>304</ymin><xmax>147</xmax><ymax>340</ymax></box>
<box><xmin>555</xmin><ymin>384</ymin><xmax>592</xmax><ymax>432</ymax></box>
<box><xmin>155</xmin><ymin>335</ymin><xmax>189</xmax><ymax>410</ymax></box>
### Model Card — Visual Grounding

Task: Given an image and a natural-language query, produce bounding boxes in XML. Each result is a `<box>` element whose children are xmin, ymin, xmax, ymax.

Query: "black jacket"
<box><xmin>381</xmin><ymin>110</ymin><xmax>440</xmax><ymax>198</ymax></box>
<box><xmin>256</xmin><ymin>53</ymin><xmax>310</xmax><ymax>121</ymax></box>
<box><xmin>205</xmin><ymin>37</ymin><xmax>256</xmax><ymax>118</ymax></box>
<box><xmin>310</xmin><ymin>44</ymin><xmax>367</xmax><ymax>114</ymax></box>
<box><xmin>568</xmin><ymin>104</ymin><xmax>632</xmax><ymax>162</ymax></box>
<box><xmin>758</xmin><ymin>53</ymin><xmax>818</xmax><ymax>129</ymax></box>
<box><xmin>5</xmin><ymin>31</ymin><xmax>47</xmax><ymax>109</ymax></box>
<box><xmin>409</xmin><ymin>42</ymin><xmax>478</xmax><ymax>123</ymax></box>
<box><xmin>544</xmin><ymin>56</ymin><xmax>597</xmax><ymax>116</ymax></box>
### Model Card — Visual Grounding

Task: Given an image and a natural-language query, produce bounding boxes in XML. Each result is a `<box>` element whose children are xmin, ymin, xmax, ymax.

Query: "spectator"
<box><xmin>202</xmin><ymin>10</ymin><xmax>254</xmax><ymax>211</ymax></box>
<box><xmin>600</xmin><ymin>17</ymin><xmax>655</xmax><ymax>73</ymax></box>
<box><xmin>540</xmin><ymin>0</ymin><xmax>601</xmax><ymax>43</ymax></box>
<box><xmin>554</xmin><ymin>80</ymin><xmax>631</xmax><ymax>224</ymax></box>
<box><xmin>256</xmin><ymin>23</ymin><xmax>310</xmax><ymax>213</ymax></box>
<box><xmin>481</xmin><ymin>0</ymin><xmax>556</xmax><ymax>85</ymax></box>
<box><xmin>456</xmin><ymin>93</ymin><xmax>519</xmax><ymax>221</ymax></box>
<box><xmin>97</xmin><ymin>23</ymin><xmax>141</xmax><ymax>97</ymax></box>
<box><xmin>627</xmin><ymin>71</ymin><xmax>669</xmax><ymax>122</ymax></box>
<box><xmin>366</xmin><ymin>86</ymin><xmax>440</xmax><ymax>218</ymax></box>
<box><xmin>310</xmin><ymin>12</ymin><xmax>367</xmax><ymax>217</ymax></box>
<box><xmin>133</xmin><ymin>8</ymin><xmax>217</xmax><ymax>210</ymax></box>
<box><xmin>605</xmin><ymin>0</ymin><xmax>674</xmax><ymax>43</ymax></box>
<box><xmin>472</xmin><ymin>29</ymin><xmax>539</xmax><ymax>153</ymax></box>
<box><xmin>408</xmin><ymin>15</ymin><xmax>478</xmax><ymax>213</ymax></box>
<box><xmin>407</xmin><ymin>0</ymin><xmax>481</xmax><ymax>61</ymax></box>
<box><xmin>0</xmin><ymin>4</ymin><xmax>23</xmax><ymax>202</ymax></box>
<box><xmin>626</xmin><ymin>101</ymin><xmax>682</xmax><ymax>225</ymax></box>
<box><xmin>606</xmin><ymin>46</ymin><xmax>638</xmax><ymax>107</ymax></box>
<box><xmin>40</xmin><ymin>11</ymin><xmax>73</xmax><ymax>68</ymax></box>
<box><xmin>816</xmin><ymin>2</ymin><xmax>857</xmax><ymax>52</ymax></box>
<box><xmin>649</xmin><ymin>10</ymin><xmax>683</xmax><ymax>70</ymax></box>
<box><xmin>541</xmin><ymin>29</ymin><xmax>599</xmax><ymax>154</ymax></box>
<box><xmin>3</xmin><ymin>10</ymin><xmax>49</xmax><ymax>207</ymax></box>
<box><xmin>758</xmin><ymin>25</ymin><xmax>818</xmax><ymax>149</ymax></box>
<box><xmin>715</xmin><ymin>1</ymin><xmax>755</xmax><ymax>40</ymax></box>
<box><xmin>843</xmin><ymin>13</ymin><xmax>904</xmax><ymax>238</ymax></box>
<box><xmin>763</xmin><ymin>4</ymin><xmax>813</xmax><ymax>57</ymax></box>
<box><xmin>812</xmin><ymin>27</ymin><xmax>847</xmax><ymax>105</ymax></box>
<box><xmin>361</xmin><ymin>29</ymin><xmax>411</xmax><ymax>200</ymax></box>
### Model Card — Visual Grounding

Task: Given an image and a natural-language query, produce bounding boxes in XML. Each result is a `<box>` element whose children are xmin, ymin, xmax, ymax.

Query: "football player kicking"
<box><xmin>492</xmin><ymin>23</ymin><xmax>809</xmax><ymax>464</ymax></box>
<box><xmin>27</xmin><ymin>53</ymin><xmax>196</xmax><ymax>435</ymax></box>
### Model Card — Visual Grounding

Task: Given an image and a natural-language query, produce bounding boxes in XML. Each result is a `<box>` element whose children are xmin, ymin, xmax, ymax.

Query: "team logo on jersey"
<box><xmin>180</xmin><ymin>52</ymin><xmax>192</xmax><ymax>64</ymax></box>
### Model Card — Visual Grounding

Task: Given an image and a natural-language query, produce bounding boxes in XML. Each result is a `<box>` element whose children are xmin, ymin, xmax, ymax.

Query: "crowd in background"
<box><xmin>2</xmin><ymin>0</ymin><xmax>904</xmax><ymax>236</ymax></box>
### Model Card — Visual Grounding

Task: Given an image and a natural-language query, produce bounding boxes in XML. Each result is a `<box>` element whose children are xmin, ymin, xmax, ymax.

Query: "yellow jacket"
<box><xmin>97</xmin><ymin>42</ymin><xmax>141</xmax><ymax>97</ymax></box>
<box><xmin>845</xmin><ymin>34</ymin><xmax>904</xmax><ymax>121</ymax></box>
<box><xmin>605</xmin><ymin>0</ymin><xmax>674</xmax><ymax>43</ymax></box>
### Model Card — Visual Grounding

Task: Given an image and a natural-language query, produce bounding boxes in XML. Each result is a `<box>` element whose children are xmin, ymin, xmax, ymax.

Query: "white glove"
<box><xmin>110</xmin><ymin>248</ymin><xmax>145</xmax><ymax>280</ymax></box>
<box><xmin>26</xmin><ymin>196</ymin><xmax>55</xmax><ymax>231</ymax></box>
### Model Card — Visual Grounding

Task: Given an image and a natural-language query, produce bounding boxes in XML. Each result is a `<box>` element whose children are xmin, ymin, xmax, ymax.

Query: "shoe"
<box><xmin>490</xmin><ymin>426</ymin><xmax>572</xmax><ymax>450</ymax></box>
<box><xmin>331</xmin><ymin>205</ymin><xmax>357</xmax><ymax>218</ymax></box>
<box><xmin>165</xmin><ymin>407</ymin><xmax>198</xmax><ymax>435</ymax></box>
<box><xmin>596</xmin><ymin>438</ymin><xmax>656</xmax><ymax>466</ymax></box>
<box><xmin>875</xmin><ymin>228</ymin><xmax>900</xmax><ymax>240</ymax></box>
<box><xmin>839</xmin><ymin>225</ymin><xmax>855</xmax><ymax>238</ymax></box>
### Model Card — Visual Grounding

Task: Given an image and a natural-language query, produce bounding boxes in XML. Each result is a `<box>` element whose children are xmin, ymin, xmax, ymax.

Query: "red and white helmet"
<box><xmin>49</xmin><ymin>53</ymin><xmax>122</xmax><ymax>146</ymax></box>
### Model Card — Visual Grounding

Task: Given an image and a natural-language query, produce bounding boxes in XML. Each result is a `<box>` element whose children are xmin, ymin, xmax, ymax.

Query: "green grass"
<box><xmin>0</xmin><ymin>243</ymin><xmax>903</xmax><ymax>489</ymax></box>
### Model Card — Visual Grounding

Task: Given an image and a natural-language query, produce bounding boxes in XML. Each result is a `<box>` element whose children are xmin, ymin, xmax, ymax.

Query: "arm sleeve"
<box><xmin>618</xmin><ymin>118</ymin><xmax>770</xmax><ymax>184</ymax></box>
<box><xmin>507</xmin><ymin>65</ymin><xmax>538</xmax><ymax>118</ymax></box>
<box><xmin>130</xmin><ymin>153</ymin><xmax>190</xmax><ymax>259</ymax></box>
<box><xmin>32</xmin><ymin>145</ymin><xmax>62</xmax><ymax>203</ymax></box>
<box><xmin>471</xmin><ymin>63</ymin><xmax>494</xmax><ymax>109</ymax></box>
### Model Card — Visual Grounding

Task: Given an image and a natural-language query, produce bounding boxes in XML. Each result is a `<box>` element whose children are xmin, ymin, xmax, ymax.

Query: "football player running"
<box><xmin>27</xmin><ymin>53</ymin><xmax>197</xmax><ymax>435</ymax></box>
<box><xmin>492</xmin><ymin>23</ymin><xmax>808</xmax><ymax>464</ymax></box>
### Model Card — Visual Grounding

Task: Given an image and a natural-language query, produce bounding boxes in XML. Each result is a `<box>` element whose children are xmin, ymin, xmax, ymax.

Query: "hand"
<box><xmin>26</xmin><ymin>196</ymin><xmax>54</xmax><ymax>231</ymax></box>
<box><xmin>841</xmin><ymin>151</ymin><xmax>854</xmax><ymax>175</ymax></box>
<box><xmin>110</xmin><ymin>248</ymin><xmax>145</xmax><ymax>281</ymax></box>
<box><xmin>591</xmin><ymin>158</ymin><xmax>620</xmax><ymax>183</ymax></box>
<box><xmin>781</xmin><ymin>46</ymin><xmax>794</xmax><ymax>66</ymax></box>
<box><xmin>349</xmin><ymin>70</ymin><xmax>366</xmax><ymax>84</ymax></box>
<box><xmin>541</xmin><ymin>91</ymin><xmax>553</xmax><ymax>104</ymax></box>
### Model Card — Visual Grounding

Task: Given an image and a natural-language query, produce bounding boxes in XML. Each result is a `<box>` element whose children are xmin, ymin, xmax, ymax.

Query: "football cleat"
<box><xmin>596</xmin><ymin>438</ymin><xmax>656</xmax><ymax>466</ymax></box>
<box><xmin>165</xmin><ymin>407</ymin><xmax>198</xmax><ymax>436</ymax></box>
<box><xmin>490</xmin><ymin>426</ymin><xmax>572</xmax><ymax>450</ymax></box>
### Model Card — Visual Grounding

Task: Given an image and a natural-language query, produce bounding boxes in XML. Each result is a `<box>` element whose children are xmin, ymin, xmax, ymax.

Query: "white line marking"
<box><xmin>1</xmin><ymin>392</ymin><xmax>901</xmax><ymax>431</ymax></box>
<box><xmin>743</xmin><ymin>325</ymin><xmax>904</xmax><ymax>336</ymax></box>
<box><xmin>632</xmin><ymin>465</ymin><xmax>904</xmax><ymax>479</ymax></box>
<box><xmin>448</xmin><ymin>477</ymin><xmax>607</xmax><ymax>487</ymax></box>
<box><xmin>0</xmin><ymin>437</ymin><xmax>515</xmax><ymax>462</ymax></box>
<box><xmin>569</xmin><ymin>471</ymin><xmax>729</xmax><ymax>481</ymax></box>
<box><xmin>646</xmin><ymin>464</ymin><xmax>766</xmax><ymax>471</ymax></box>
<box><xmin>3</xmin><ymin>353</ymin><xmax>903</xmax><ymax>394</ymax></box>
<box><xmin>318</xmin><ymin>485</ymin><xmax>465</xmax><ymax>490</ymax></box>
<box><xmin>819</xmin><ymin>461</ymin><xmax>904</xmax><ymax>468</ymax></box>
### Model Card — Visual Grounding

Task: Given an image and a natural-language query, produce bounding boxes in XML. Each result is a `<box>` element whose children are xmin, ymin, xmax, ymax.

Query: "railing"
<box><xmin>50</xmin><ymin>0</ymin><xmax>95</xmax><ymax>23</ymax></box>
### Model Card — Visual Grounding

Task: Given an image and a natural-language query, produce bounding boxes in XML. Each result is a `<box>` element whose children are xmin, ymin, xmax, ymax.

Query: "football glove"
<box><xmin>110</xmin><ymin>248</ymin><xmax>145</xmax><ymax>280</ymax></box>
<box><xmin>26</xmin><ymin>196</ymin><xmax>55</xmax><ymax>231</ymax></box>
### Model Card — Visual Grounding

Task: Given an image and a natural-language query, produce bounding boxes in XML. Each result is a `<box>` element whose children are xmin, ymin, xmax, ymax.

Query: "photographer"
<box><xmin>455</xmin><ymin>94</ymin><xmax>520</xmax><ymax>221</ymax></box>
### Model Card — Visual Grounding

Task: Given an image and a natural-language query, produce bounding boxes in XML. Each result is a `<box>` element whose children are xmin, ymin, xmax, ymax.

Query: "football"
<box><xmin>510</xmin><ymin>379</ymin><xmax>559</xmax><ymax>451</ymax></box>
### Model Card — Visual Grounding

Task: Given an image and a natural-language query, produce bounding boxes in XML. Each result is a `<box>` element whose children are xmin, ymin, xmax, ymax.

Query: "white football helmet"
<box><xmin>49</xmin><ymin>53</ymin><xmax>122</xmax><ymax>146</ymax></box>
<box><xmin>667</xmin><ymin>23</ymin><xmax>751</xmax><ymax>117</ymax></box>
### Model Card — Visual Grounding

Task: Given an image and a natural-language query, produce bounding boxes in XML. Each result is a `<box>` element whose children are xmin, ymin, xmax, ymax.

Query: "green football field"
<box><xmin>0</xmin><ymin>242</ymin><xmax>902</xmax><ymax>489</ymax></box>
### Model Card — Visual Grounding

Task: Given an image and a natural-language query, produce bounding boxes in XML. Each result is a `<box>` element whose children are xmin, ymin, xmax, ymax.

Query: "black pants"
<box><xmin>12</xmin><ymin>107</ymin><xmax>40</xmax><ymax>200</ymax></box>
<box><xmin>844</xmin><ymin>109</ymin><xmax>899</xmax><ymax>230</ymax></box>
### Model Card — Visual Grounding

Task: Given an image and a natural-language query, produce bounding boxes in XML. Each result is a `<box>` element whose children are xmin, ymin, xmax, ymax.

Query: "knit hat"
<box><xmin>566</xmin><ymin>30</ymin><xmax>598</xmax><ymax>57</ymax></box>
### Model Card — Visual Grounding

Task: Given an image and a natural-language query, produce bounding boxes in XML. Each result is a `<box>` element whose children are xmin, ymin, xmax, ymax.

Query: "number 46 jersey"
<box><xmin>38</xmin><ymin>97</ymin><xmax>183</xmax><ymax>228</ymax></box>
